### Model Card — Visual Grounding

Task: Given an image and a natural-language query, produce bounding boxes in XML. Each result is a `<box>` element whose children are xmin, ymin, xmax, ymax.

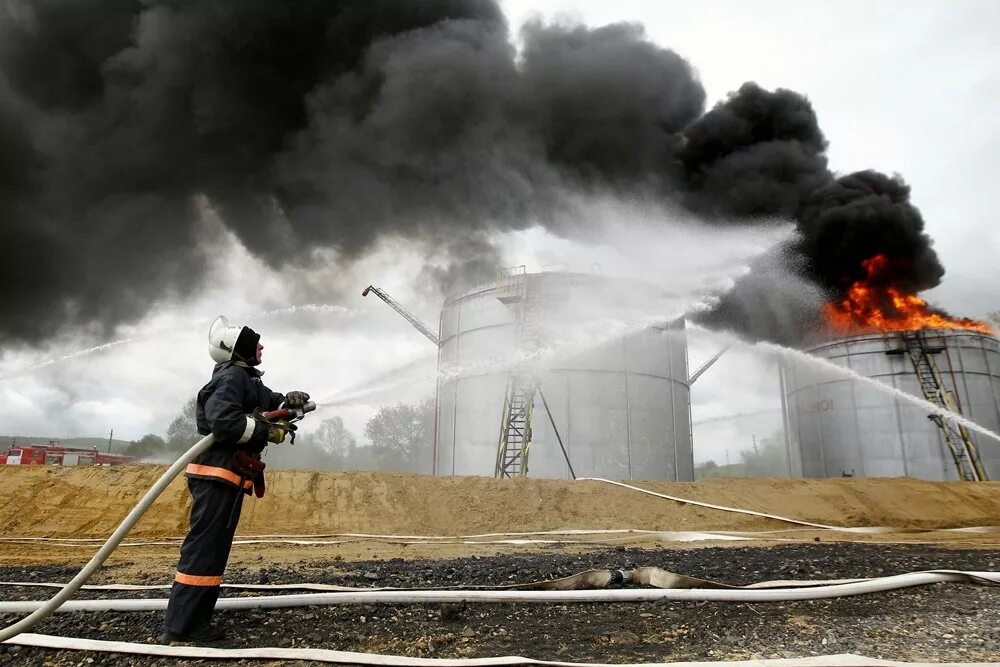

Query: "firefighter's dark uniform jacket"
<box><xmin>164</xmin><ymin>360</ymin><xmax>284</xmax><ymax>637</ymax></box>
<box><xmin>186</xmin><ymin>360</ymin><xmax>284</xmax><ymax>491</ymax></box>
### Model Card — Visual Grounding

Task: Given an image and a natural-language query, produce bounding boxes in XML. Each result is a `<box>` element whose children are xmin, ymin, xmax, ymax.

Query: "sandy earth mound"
<box><xmin>0</xmin><ymin>465</ymin><xmax>996</xmax><ymax>539</ymax></box>
<box><xmin>0</xmin><ymin>466</ymin><xmax>997</xmax><ymax>665</ymax></box>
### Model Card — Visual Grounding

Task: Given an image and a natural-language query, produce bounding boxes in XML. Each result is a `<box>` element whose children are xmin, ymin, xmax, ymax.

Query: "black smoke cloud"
<box><xmin>696</xmin><ymin>168</ymin><xmax>946</xmax><ymax>345</ymax></box>
<box><xmin>684</xmin><ymin>87</ymin><xmax>946</xmax><ymax>344</ymax></box>
<box><xmin>0</xmin><ymin>0</ymin><xmax>709</xmax><ymax>344</ymax></box>
<box><xmin>797</xmin><ymin>170</ymin><xmax>944</xmax><ymax>293</ymax></box>
<box><xmin>0</xmin><ymin>0</ymin><xmax>945</xmax><ymax>347</ymax></box>
<box><xmin>680</xmin><ymin>82</ymin><xmax>830</xmax><ymax>218</ymax></box>
<box><xmin>518</xmin><ymin>21</ymin><xmax>704</xmax><ymax>186</ymax></box>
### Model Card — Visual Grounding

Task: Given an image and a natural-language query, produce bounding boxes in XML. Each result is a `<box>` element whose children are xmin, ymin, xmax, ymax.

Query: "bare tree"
<box><xmin>165</xmin><ymin>397</ymin><xmax>199</xmax><ymax>455</ymax></box>
<box><xmin>269</xmin><ymin>415</ymin><xmax>363</xmax><ymax>471</ymax></box>
<box><xmin>313</xmin><ymin>416</ymin><xmax>357</xmax><ymax>460</ymax></box>
<box><xmin>364</xmin><ymin>399</ymin><xmax>434</xmax><ymax>473</ymax></box>
<box><xmin>126</xmin><ymin>433</ymin><xmax>168</xmax><ymax>458</ymax></box>
<box><xmin>739</xmin><ymin>432</ymin><xmax>789</xmax><ymax>477</ymax></box>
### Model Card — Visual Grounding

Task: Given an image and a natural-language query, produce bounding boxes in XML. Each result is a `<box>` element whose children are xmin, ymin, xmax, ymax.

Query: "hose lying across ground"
<box><xmin>0</xmin><ymin>570</ymin><xmax>996</xmax><ymax>614</ymax></box>
<box><xmin>7</xmin><ymin>633</ymin><xmax>983</xmax><ymax>667</ymax></box>
<box><xmin>581</xmin><ymin>478</ymin><xmax>1000</xmax><ymax>534</ymax></box>
<box><xmin>2</xmin><ymin>522</ymin><xmax>999</xmax><ymax>551</ymax></box>
<box><xmin>0</xmin><ymin>443</ymin><xmax>997</xmax><ymax>654</ymax></box>
<box><xmin>4</xmin><ymin>633</ymin><xmax>988</xmax><ymax>667</ymax></box>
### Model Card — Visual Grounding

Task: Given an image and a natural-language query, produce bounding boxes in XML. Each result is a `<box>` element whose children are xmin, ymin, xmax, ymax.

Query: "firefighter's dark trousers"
<box><xmin>164</xmin><ymin>477</ymin><xmax>244</xmax><ymax>635</ymax></box>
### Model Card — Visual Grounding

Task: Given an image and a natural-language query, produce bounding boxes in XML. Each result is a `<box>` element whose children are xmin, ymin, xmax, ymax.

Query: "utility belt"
<box><xmin>185</xmin><ymin>451</ymin><xmax>267</xmax><ymax>529</ymax></box>
<box><xmin>227</xmin><ymin>451</ymin><xmax>265</xmax><ymax>528</ymax></box>
<box><xmin>184</xmin><ymin>451</ymin><xmax>266</xmax><ymax>498</ymax></box>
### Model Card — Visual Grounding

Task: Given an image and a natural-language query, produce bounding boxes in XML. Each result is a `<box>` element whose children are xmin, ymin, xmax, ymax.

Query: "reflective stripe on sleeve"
<box><xmin>237</xmin><ymin>416</ymin><xmax>256</xmax><ymax>444</ymax></box>
<box><xmin>175</xmin><ymin>572</ymin><xmax>223</xmax><ymax>587</ymax></box>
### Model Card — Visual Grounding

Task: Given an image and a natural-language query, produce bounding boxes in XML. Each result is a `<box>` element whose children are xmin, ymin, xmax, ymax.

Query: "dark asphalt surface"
<box><xmin>0</xmin><ymin>543</ymin><xmax>997</xmax><ymax>665</ymax></box>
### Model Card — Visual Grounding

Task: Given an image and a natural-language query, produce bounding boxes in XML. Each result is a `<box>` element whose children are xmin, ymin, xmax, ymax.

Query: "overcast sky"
<box><xmin>1</xmin><ymin>0</ymin><xmax>997</xmax><ymax>470</ymax></box>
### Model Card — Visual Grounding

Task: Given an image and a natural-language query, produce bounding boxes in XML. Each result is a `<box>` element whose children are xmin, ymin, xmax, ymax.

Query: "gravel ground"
<box><xmin>0</xmin><ymin>543</ymin><xmax>997</xmax><ymax>665</ymax></box>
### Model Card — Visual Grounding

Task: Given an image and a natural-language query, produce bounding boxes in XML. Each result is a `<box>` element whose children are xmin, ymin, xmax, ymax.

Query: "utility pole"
<box><xmin>108</xmin><ymin>429</ymin><xmax>113</xmax><ymax>453</ymax></box>
<box><xmin>752</xmin><ymin>434</ymin><xmax>759</xmax><ymax>454</ymax></box>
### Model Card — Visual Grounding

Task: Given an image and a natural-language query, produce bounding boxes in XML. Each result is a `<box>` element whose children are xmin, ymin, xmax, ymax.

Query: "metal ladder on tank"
<box><xmin>495</xmin><ymin>375</ymin><xmax>537</xmax><ymax>478</ymax></box>
<box><xmin>494</xmin><ymin>268</ymin><xmax>544</xmax><ymax>478</ymax></box>
<box><xmin>898</xmin><ymin>331</ymin><xmax>988</xmax><ymax>481</ymax></box>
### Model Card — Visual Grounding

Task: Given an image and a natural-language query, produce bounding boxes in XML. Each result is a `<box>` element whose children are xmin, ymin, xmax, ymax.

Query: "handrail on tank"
<box><xmin>495</xmin><ymin>265</ymin><xmax>526</xmax><ymax>304</ymax></box>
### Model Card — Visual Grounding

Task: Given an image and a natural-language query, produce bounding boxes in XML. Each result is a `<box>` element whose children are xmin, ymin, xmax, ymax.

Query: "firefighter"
<box><xmin>162</xmin><ymin>316</ymin><xmax>310</xmax><ymax>644</ymax></box>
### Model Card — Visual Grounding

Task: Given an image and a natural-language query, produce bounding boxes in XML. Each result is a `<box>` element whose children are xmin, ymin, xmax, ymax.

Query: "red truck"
<box><xmin>2</xmin><ymin>442</ymin><xmax>134</xmax><ymax>466</ymax></box>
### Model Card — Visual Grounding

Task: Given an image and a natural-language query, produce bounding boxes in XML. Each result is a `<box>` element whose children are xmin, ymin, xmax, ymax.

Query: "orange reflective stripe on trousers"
<box><xmin>174</xmin><ymin>571</ymin><xmax>223</xmax><ymax>587</ymax></box>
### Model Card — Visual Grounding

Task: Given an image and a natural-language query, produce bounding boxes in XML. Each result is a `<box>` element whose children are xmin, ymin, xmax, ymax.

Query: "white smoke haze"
<box><xmin>500</xmin><ymin>194</ymin><xmax>793</xmax><ymax>296</ymax></box>
<box><xmin>0</xmin><ymin>178</ymin><xmax>823</xmax><ymax>473</ymax></box>
<box><xmin>686</xmin><ymin>334</ymin><xmax>785</xmax><ymax>465</ymax></box>
<box><xmin>312</xmin><ymin>197</ymin><xmax>791</xmax><ymax>405</ymax></box>
<box><xmin>3</xmin><ymin>185</ymin><xmax>785</xmax><ymax>438</ymax></box>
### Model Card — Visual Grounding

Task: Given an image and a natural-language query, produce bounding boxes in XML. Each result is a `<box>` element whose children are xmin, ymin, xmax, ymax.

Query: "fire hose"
<box><xmin>0</xmin><ymin>570</ymin><xmax>996</xmax><ymax>614</ymax></box>
<box><xmin>0</xmin><ymin>401</ymin><xmax>316</xmax><ymax>644</ymax></box>
<box><xmin>3</xmin><ymin>634</ymin><xmax>979</xmax><ymax>667</ymax></box>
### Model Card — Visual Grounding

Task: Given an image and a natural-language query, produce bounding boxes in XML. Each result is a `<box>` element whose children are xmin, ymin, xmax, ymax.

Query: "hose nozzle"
<box><xmin>262</xmin><ymin>401</ymin><xmax>316</xmax><ymax>422</ymax></box>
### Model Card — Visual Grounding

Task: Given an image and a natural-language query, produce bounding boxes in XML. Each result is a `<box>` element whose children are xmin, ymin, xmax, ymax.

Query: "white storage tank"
<box><xmin>780</xmin><ymin>329</ymin><xmax>1000</xmax><ymax>480</ymax></box>
<box><xmin>434</xmin><ymin>271</ymin><xmax>693</xmax><ymax>480</ymax></box>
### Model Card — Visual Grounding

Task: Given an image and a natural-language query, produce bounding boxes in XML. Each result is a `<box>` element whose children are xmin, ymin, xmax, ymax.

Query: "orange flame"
<box><xmin>824</xmin><ymin>255</ymin><xmax>994</xmax><ymax>335</ymax></box>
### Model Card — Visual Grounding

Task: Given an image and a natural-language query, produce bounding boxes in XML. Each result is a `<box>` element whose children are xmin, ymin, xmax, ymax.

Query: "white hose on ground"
<box><xmin>0</xmin><ymin>434</ymin><xmax>216</xmax><ymax>643</ymax></box>
<box><xmin>1</xmin><ymin>524</ymin><xmax>998</xmax><ymax>550</ymax></box>
<box><xmin>581</xmin><ymin>478</ymin><xmax>880</xmax><ymax>531</ymax></box>
<box><xmin>0</xmin><ymin>571</ymin><xmax>996</xmax><ymax>614</ymax></box>
<box><xmin>4</xmin><ymin>635</ymin><xmax>973</xmax><ymax>667</ymax></box>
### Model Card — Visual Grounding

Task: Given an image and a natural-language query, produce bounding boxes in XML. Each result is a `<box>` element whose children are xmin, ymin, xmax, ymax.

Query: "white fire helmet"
<box><xmin>208</xmin><ymin>315</ymin><xmax>244</xmax><ymax>364</ymax></box>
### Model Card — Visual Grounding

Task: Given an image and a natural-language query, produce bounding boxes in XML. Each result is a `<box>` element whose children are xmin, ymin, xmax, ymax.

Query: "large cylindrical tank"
<box><xmin>434</xmin><ymin>272</ymin><xmax>693</xmax><ymax>480</ymax></box>
<box><xmin>780</xmin><ymin>329</ymin><xmax>1000</xmax><ymax>481</ymax></box>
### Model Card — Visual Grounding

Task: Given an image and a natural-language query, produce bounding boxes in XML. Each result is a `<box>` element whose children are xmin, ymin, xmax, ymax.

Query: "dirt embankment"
<box><xmin>0</xmin><ymin>465</ymin><xmax>997</xmax><ymax>539</ymax></box>
<box><xmin>2</xmin><ymin>467</ymin><xmax>997</xmax><ymax>664</ymax></box>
